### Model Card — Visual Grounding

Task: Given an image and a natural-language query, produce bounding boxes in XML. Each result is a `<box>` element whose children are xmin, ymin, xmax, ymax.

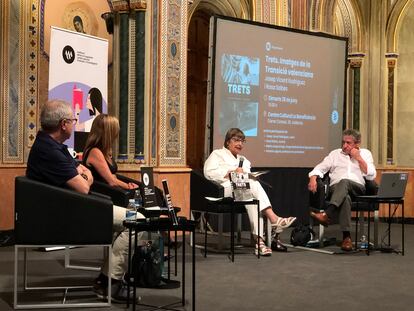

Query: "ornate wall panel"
<box><xmin>1</xmin><ymin>0</ymin><xmax>38</xmax><ymax>165</ymax></box>
<box><xmin>290</xmin><ymin>0</ymin><xmax>310</xmax><ymax>30</ymax></box>
<box><xmin>159</xmin><ymin>0</ymin><xmax>187</xmax><ymax>166</ymax></box>
<box><xmin>129</xmin><ymin>17</ymin><xmax>137</xmax><ymax>158</ymax></box>
<box><xmin>310</xmin><ymin>0</ymin><xmax>320</xmax><ymax>29</ymax></box>
<box><xmin>151</xmin><ymin>0</ymin><xmax>159</xmax><ymax>166</ymax></box>
<box><xmin>275</xmin><ymin>0</ymin><xmax>289</xmax><ymax>26</ymax></box>
<box><xmin>255</xmin><ymin>0</ymin><xmax>273</xmax><ymax>23</ymax></box>
<box><xmin>27</xmin><ymin>1</ymin><xmax>39</xmax><ymax>150</ymax></box>
<box><xmin>253</xmin><ymin>0</ymin><xmax>289</xmax><ymax>26</ymax></box>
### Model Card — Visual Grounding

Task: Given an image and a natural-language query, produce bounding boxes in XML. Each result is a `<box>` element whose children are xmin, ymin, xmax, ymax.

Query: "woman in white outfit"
<box><xmin>204</xmin><ymin>128</ymin><xmax>296</xmax><ymax>255</ymax></box>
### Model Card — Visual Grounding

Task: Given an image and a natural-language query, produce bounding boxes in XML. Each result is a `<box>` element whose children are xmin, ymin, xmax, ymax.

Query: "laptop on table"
<box><xmin>357</xmin><ymin>172</ymin><xmax>408</xmax><ymax>200</ymax></box>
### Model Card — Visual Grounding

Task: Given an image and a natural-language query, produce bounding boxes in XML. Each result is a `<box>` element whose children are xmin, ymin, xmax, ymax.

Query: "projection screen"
<box><xmin>207</xmin><ymin>16</ymin><xmax>348</xmax><ymax>168</ymax></box>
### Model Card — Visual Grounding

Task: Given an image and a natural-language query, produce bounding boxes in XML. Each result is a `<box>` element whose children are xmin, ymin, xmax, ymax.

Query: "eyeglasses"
<box><xmin>231</xmin><ymin>137</ymin><xmax>246</xmax><ymax>144</ymax></box>
<box><xmin>62</xmin><ymin>118</ymin><xmax>78</xmax><ymax>125</ymax></box>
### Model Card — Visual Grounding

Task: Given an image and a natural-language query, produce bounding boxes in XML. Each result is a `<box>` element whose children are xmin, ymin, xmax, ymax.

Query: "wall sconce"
<box><xmin>101</xmin><ymin>12</ymin><xmax>114</xmax><ymax>34</ymax></box>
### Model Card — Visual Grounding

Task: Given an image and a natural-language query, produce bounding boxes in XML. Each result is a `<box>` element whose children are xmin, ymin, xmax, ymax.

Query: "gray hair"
<box><xmin>40</xmin><ymin>99</ymin><xmax>73</xmax><ymax>131</ymax></box>
<box><xmin>342</xmin><ymin>128</ymin><xmax>361</xmax><ymax>143</ymax></box>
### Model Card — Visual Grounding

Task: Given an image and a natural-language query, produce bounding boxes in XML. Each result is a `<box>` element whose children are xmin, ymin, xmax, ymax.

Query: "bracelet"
<box><xmin>80</xmin><ymin>173</ymin><xmax>88</xmax><ymax>181</ymax></box>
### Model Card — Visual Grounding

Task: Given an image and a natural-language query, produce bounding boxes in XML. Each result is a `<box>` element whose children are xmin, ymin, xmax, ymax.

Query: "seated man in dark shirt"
<box><xmin>27</xmin><ymin>99</ymin><xmax>137</xmax><ymax>302</ymax></box>
<box><xmin>27</xmin><ymin>101</ymin><xmax>93</xmax><ymax>192</ymax></box>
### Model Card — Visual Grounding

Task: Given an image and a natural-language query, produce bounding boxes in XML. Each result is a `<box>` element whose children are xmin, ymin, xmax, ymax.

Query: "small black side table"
<box><xmin>354</xmin><ymin>196</ymin><xmax>404</xmax><ymax>255</ymax></box>
<box><xmin>123</xmin><ymin>217</ymin><xmax>196</xmax><ymax>311</ymax></box>
<box><xmin>202</xmin><ymin>199</ymin><xmax>261</xmax><ymax>261</ymax></box>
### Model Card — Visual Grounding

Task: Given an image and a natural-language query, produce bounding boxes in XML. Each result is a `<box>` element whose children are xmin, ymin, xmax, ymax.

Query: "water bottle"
<box><xmin>126</xmin><ymin>199</ymin><xmax>137</xmax><ymax>220</ymax></box>
<box><xmin>134</xmin><ymin>189</ymin><xmax>142</xmax><ymax>209</ymax></box>
<box><xmin>360</xmin><ymin>235</ymin><xmax>368</xmax><ymax>249</ymax></box>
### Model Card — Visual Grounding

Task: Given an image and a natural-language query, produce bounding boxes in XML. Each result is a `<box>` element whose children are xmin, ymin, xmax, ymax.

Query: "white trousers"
<box><xmin>223</xmin><ymin>180</ymin><xmax>271</xmax><ymax>239</ymax></box>
<box><xmin>101</xmin><ymin>205</ymin><xmax>144</xmax><ymax>280</ymax></box>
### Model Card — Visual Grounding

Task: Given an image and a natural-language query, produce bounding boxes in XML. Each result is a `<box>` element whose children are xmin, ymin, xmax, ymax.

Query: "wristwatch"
<box><xmin>81</xmin><ymin>173</ymin><xmax>88</xmax><ymax>181</ymax></box>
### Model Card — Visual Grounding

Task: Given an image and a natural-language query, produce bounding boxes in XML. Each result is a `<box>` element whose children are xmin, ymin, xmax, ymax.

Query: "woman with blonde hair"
<box><xmin>83</xmin><ymin>114</ymin><xmax>142</xmax><ymax>299</ymax></box>
<box><xmin>83</xmin><ymin>114</ymin><xmax>138</xmax><ymax>190</ymax></box>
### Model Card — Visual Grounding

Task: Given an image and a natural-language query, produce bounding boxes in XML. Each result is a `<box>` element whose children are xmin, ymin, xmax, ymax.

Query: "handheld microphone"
<box><xmin>238</xmin><ymin>156</ymin><xmax>244</xmax><ymax>168</ymax></box>
<box><xmin>162</xmin><ymin>179</ymin><xmax>179</xmax><ymax>226</ymax></box>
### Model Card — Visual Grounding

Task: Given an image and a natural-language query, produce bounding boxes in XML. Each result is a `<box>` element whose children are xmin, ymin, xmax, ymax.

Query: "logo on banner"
<box><xmin>62</xmin><ymin>45</ymin><xmax>75</xmax><ymax>64</ymax></box>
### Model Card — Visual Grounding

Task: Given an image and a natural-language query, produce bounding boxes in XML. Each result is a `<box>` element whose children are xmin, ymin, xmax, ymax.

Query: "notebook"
<box><xmin>140</xmin><ymin>167</ymin><xmax>158</xmax><ymax>208</ymax></box>
<box><xmin>358</xmin><ymin>172</ymin><xmax>408</xmax><ymax>199</ymax></box>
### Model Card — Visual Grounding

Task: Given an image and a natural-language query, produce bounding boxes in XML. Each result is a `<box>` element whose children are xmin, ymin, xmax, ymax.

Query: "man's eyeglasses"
<box><xmin>62</xmin><ymin>118</ymin><xmax>78</xmax><ymax>125</ymax></box>
<box><xmin>231</xmin><ymin>137</ymin><xmax>246</xmax><ymax>144</ymax></box>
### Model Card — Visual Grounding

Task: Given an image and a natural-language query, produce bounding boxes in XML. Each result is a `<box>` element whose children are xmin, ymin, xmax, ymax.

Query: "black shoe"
<box><xmin>93</xmin><ymin>276</ymin><xmax>110</xmax><ymax>300</ymax></box>
<box><xmin>93</xmin><ymin>273</ymin><xmax>108</xmax><ymax>297</ymax></box>
<box><xmin>93</xmin><ymin>275</ymin><xmax>137</xmax><ymax>303</ymax></box>
<box><xmin>112</xmin><ymin>281</ymin><xmax>139</xmax><ymax>303</ymax></box>
<box><xmin>164</xmin><ymin>254</ymin><xmax>175</xmax><ymax>261</ymax></box>
<box><xmin>271</xmin><ymin>239</ymin><xmax>288</xmax><ymax>252</ymax></box>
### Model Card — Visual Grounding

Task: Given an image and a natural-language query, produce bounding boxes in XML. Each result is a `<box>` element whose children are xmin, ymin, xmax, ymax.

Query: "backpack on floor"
<box><xmin>290</xmin><ymin>224</ymin><xmax>315</xmax><ymax>247</ymax></box>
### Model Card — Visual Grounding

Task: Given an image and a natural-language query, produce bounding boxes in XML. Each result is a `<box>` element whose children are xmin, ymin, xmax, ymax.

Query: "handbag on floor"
<box><xmin>290</xmin><ymin>224</ymin><xmax>314</xmax><ymax>246</ymax></box>
<box><xmin>131</xmin><ymin>235</ymin><xmax>164</xmax><ymax>288</ymax></box>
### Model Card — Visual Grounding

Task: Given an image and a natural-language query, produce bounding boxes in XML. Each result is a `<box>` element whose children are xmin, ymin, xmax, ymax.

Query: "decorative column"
<box><xmin>385</xmin><ymin>53</ymin><xmax>398</xmax><ymax>165</ymax></box>
<box><xmin>130</xmin><ymin>0</ymin><xmax>146</xmax><ymax>160</ymax></box>
<box><xmin>112</xmin><ymin>1</ymin><xmax>130</xmax><ymax>160</ymax></box>
<box><xmin>348</xmin><ymin>54</ymin><xmax>365</xmax><ymax>130</ymax></box>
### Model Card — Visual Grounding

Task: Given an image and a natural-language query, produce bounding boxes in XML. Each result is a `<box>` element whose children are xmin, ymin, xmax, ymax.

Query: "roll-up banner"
<box><xmin>49</xmin><ymin>26</ymin><xmax>108</xmax><ymax>152</ymax></box>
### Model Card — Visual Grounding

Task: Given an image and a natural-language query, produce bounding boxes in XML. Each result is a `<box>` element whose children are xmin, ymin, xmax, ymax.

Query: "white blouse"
<box><xmin>204</xmin><ymin>147</ymin><xmax>251</xmax><ymax>186</ymax></box>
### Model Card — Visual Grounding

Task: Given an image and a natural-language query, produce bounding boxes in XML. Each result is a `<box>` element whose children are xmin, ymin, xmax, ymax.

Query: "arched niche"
<box><xmin>186</xmin><ymin>0</ymin><xmax>252</xmax><ymax>169</ymax></box>
<box><xmin>188</xmin><ymin>0</ymin><xmax>251</xmax><ymax>21</ymax></box>
<box><xmin>333</xmin><ymin>0</ymin><xmax>364</xmax><ymax>53</ymax></box>
<box><xmin>393</xmin><ymin>1</ymin><xmax>414</xmax><ymax>166</ymax></box>
<box><xmin>386</xmin><ymin>0</ymin><xmax>414</xmax><ymax>53</ymax></box>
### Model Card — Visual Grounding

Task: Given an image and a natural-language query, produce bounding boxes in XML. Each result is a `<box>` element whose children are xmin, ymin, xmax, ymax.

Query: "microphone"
<box><xmin>238</xmin><ymin>156</ymin><xmax>244</xmax><ymax>168</ymax></box>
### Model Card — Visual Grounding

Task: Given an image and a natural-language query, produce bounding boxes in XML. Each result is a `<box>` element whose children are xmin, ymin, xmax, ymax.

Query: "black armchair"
<box><xmin>14</xmin><ymin>176</ymin><xmax>113</xmax><ymax>308</ymax></box>
<box><xmin>309</xmin><ymin>175</ymin><xmax>378</xmax><ymax>249</ymax></box>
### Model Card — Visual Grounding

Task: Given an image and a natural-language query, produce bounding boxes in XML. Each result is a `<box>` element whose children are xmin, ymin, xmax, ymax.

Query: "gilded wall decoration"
<box><xmin>290</xmin><ymin>0</ymin><xmax>309</xmax><ymax>30</ymax></box>
<box><xmin>254</xmin><ymin>0</ymin><xmax>288</xmax><ymax>26</ymax></box>
<box><xmin>151</xmin><ymin>0</ymin><xmax>159</xmax><ymax>166</ymax></box>
<box><xmin>129</xmin><ymin>17</ymin><xmax>137</xmax><ymax>158</ymax></box>
<box><xmin>27</xmin><ymin>0</ymin><xmax>40</xmax><ymax>150</ymax></box>
<box><xmin>254</xmin><ymin>0</ymin><xmax>272</xmax><ymax>23</ymax></box>
<box><xmin>1</xmin><ymin>0</ymin><xmax>36</xmax><ymax>164</ymax></box>
<box><xmin>159</xmin><ymin>0</ymin><xmax>187</xmax><ymax>166</ymax></box>
<box><xmin>336</xmin><ymin>0</ymin><xmax>355</xmax><ymax>52</ymax></box>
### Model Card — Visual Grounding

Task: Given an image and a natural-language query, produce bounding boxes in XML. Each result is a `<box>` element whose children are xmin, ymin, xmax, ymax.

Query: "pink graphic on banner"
<box><xmin>73</xmin><ymin>85</ymin><xmax>83</xmax><ymax>110</ymax></box>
